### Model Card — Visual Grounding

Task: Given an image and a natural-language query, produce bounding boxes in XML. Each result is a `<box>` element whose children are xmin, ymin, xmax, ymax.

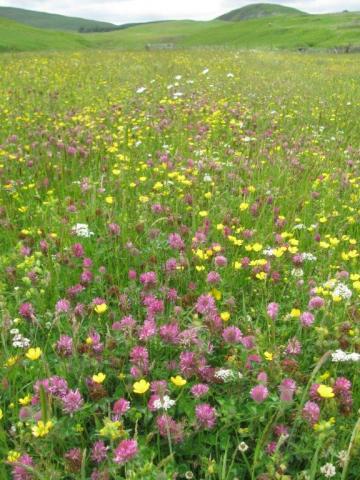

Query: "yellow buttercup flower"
<box><xmin>220</xmin><ymin>311</ymin><xmax>230</xmax><ymax>322</ymax></box>
<box><xmin>7</xmin><ymin>451</ymin><xmax>21</xmax><ymax>463</ymax></box>
<box><xmin>133</xmin><ymin>379</ymin><xmax>150</xmax><ymax>394</ymax></box>
<box><xmin>317</xmin><ymin>384</ymin><xmax>335</xmax><ymax>399</ymax></box>
<box><xmin>0</xmin><ymin>408</ymin><xmax>3</xmax><ymax>420</ymax></box>
<box><xmin>4</xmin><ymin>355</ymin><xmax>19</xmax><ymax>367</ymax></box>
<box><xmin>92</xmin><ymin>372</ymin><xmax>106</xmax><ymax>384</ymax></box>
<box><xmin>252</xmin><ymin>243</ymin><xmax>263</xmax><ymax>252</ymax></box>
<box><xmin>256</xmin><ymin>272</ymin><xmax>267</xmax><ymax>280</ymax></box>
<box><xmin>290</xmin><ymin>309</ymin><xmax>301</xmax><ymax>318</ymax></box>
<box><xmin>32</xmin><ymin>420</ymin><xmax>54</xmax><ymax>437</ymax></box>
<box><xmin>19</xmin><ymin>395</ymin><xmax>32</xmax><ymax>405</ymax></box>
<box><xmin>264</xmin><ymin>351</ymin><xmax>273</xmax><ymax>361</ymax></box>
<box><xmin>94</xmin><ymin>303</ymin><xmax>108</xmax><ymax>314</ymax></box>
<box><xmin>211</xmin><ymin>288</ymin><xmax>222</xmax><ymax>300</ymax></box>
<box><xmin>25</xmin><ymin>347</ymin><xmax>42</xmax><ymax>361</ymax></box>
<box><xmin>105</xmin><ymin>196</ymin><xmax>114</xmax><ymax>204</ymax></box>
<box><xmin>171</xmin><ymin>375</ymin><xmax>187</xmax><ymax>387</ymax></box>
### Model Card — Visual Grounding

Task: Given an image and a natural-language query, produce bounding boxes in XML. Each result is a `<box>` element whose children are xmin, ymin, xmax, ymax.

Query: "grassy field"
<box><xmin>0</xmin><ymin>6</ymin><xmax>115</xmax><ymax>31</ymax></box>
<box><xmin>89</xmin><ymin>13</ymin><xmax>360</xmax><ymax>50</ymax></box>
<box><xmin>0</xmin><ymin>18</ymin><xmax>92</xmax><ymax>52</ymax></box>
<box><xmin>0</xmin><ymin>48</ymin><xmax>359</xmax><ymax>479</ymax></box>
<box><xmin>0</xmin><ymin>11</ymin><xmax>360</xmax><ymax>52</ymax></box>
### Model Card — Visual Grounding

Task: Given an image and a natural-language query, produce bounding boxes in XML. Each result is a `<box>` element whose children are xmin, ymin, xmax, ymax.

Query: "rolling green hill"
<box><xmin>0</xmin><ymin>7</ymin><xmax>359</xmax><ymax>53</ymax></box>
<box><xmin>0</xmin><ymin>17</ymin><xmax>92</xmax><ymax>52</ymax></box>
<box><xmin>217</xmin><ymin>3</ymin><xmax>305</xmax><ymax>21</ymax></box>
<box><xmin>0</xmin><ymin>6</ymin><xmax>116</xmax><ymax>31</ymax></box>
<box><xmin>86</xmin><ymin>13</ymin><xmax>360</xmax><ymax>51</ymax></box>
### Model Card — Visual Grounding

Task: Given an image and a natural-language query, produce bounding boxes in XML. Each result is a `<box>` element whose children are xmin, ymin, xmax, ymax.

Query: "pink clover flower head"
<box><xmin>113</xmin><ymin>439</ymin><xmax>138</xmax><ymax>464</ymax></box>
<box><xmin>250</xmin><ymin>384</ymin><xmax>269</xmax><ymax>403</ymax></box>
<box><xmin>195</xmin><ymin>403</ymin><xmax>217</xmax><ymax>429</ymax></box>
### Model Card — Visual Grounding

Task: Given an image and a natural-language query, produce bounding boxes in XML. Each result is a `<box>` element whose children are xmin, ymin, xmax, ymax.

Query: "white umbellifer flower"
<box><xmin>214</xmin><ymin>369</ymin><xmax>235</xmax><ymax>382</ymax></box>
<box><xmin>227</xmin><ymin>73</ymin><xmax>234</xmax><ymax>78</ymax></box>
<box><xmin>293</xmin><ymin>223</ymin><xmax>306</xmax><ymax>230</ymax></box>
<box><xmin>12</xmin><ymin>332</ymin><xmax>30</xmax><ymax>348</ymax></box>
<box><xmin>71</xmin><ymin>223</ymin><xmax>94</xmax><ymax>238</ymax></box>
<box><xmin>202</xmin><ymin>68</ymin><xmax>209</xmax><ymax>75</ymax></box>
<box><xmin>136</xmin><ymin>87</ymin><xmax>146</xmax><ymax>94</ymax></box>
<box><xmin>203</xmin><ymin>174</ymin><xmax>212</xmax><ymax>182</ymax></box>
<box><xmin>331</xmin><ymin>349</ymin><xmax>360</xmax><ymax>362</ymax></box>
<box><xmin>301</xmin><ymin>252</ymin><xmax>317</xmax><ymax>261</ymax></box>
<box><xmin>291</xmin><ymin>268</ymin><xmax>304</xmax><ymax>278</ymax></box>
<box><xmin>337</xmin><ymin>450</ymin><xmax>348</xmax><ymax>467</ymax></box>
<box><xmin>320</xmin><ymin>463</ymin><xmax>336</xmax><ymax>478</ymax></box>
<box><xmin>10</xmin><ymin>328</ymin><xmax>19</xmax><ymax>335</ymax></box>
<box><xmin>349</xmin><ymin>352</ymin><xmax>360</xmax><ymax>361</ymax></box>
<box><xmin>153</xmin><ymin>395</ymin><xmax>176</xmax><ymax>411</ymax></box>
<box><xmin>263</xmin><ymin>247</ymin><xmax>274</xmax><ymax>257</ymax></box>
<box><xmin>238</xmin><ymin>442</ymin><xmax>249</xmax><ymax>452</ymax></box>
<box><xmin>175</xmin><ymin>75</ymin><xmax>182</xmax><ymax>80</ymax></box>
<box><xmin>332</xmin><ymin>350</ymin><xmax>349</xmax><ymax>362</ymax></box>
<box><xmin>333</xmin><ymin>282</ymin><xmax>352</xmax><ymax>300</ymax></box>
<box><xmin>173</xmin><ymin>92</ymin><xmax>184</xmax><ymax>98</ymax></box>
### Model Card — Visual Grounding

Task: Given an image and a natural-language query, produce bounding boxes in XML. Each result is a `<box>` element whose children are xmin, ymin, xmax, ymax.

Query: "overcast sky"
<box><xmin>1</xmin><ymin>0</ymin><xmax>359</xmax><ymax>24</ymax></box>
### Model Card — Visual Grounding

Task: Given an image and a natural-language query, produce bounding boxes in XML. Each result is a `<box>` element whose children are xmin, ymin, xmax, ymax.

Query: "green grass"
<box><xmin>86</xmin><ymin>13</ymin><xmax>360</xmax><ymax>50</ymax></box>
<box><xmin>0</xmin><ymin>18</ymin><xmax>92</xmax><ymax>52</ymax></box>
<box><xmin>180</xmin><ymin>13</ymin><xmax>360</xmax><ymax>49</ymax></box>
<box><xmin>0</xmin><ymin>11</ymin><xmax>360</xmax><ymax>53</ymax></box>
<box><xmin>0</xmin><ymin>48</ymin><xmax>359</xmax><ymax>479</ymax></box>
<box><xmin>217</xmin><ymin>3</ymin><xmax>305</xmax><ymax>21</ymax></box>
<box><xmin>0</xmin><ymin>6</ymin><xmax>115</xmax><ymax>31</ymax></box>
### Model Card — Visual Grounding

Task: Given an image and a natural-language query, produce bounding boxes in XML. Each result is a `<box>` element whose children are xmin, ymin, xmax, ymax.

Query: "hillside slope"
<box><xmin>0</xmin><ymin>18</ymin><xmax>91</xmax><ymax>52</ymax></box>
<box><xmin>217</xmin><ymin>3</ymin><xmax>305</xmax><ymax>21</ymax></box>
<box><xmin>0</xmin><ymin>6</ymin><xmax>115</xmax><ymax>31</ymax></box>
<box><xmin>87</xmin><ymin>13</ymin><xmax>360</xmax><ymax>50</ymax></box>
<box><xmin>182</xmin><ymin>13</ymin><xmax>360</xmax><ymax>49</ymax></box>
<box><xmin>0</xmin><ymin>11</ymin><xmax>359</xmax><ymax>53</ymax></box>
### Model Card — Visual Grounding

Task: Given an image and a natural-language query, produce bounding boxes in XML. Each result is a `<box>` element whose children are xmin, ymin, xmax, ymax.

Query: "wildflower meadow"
<box><xmin>0</xmin><ymin>50</ymin><xmax>359</xmax><ymax>479</ymax></box>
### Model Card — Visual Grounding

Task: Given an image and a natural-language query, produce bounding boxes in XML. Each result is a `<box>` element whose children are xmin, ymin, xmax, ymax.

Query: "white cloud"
<box><xmin>1</xmin><ymin>0</ymin><xmax>359</xmax><ymax>23</ymax></box>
